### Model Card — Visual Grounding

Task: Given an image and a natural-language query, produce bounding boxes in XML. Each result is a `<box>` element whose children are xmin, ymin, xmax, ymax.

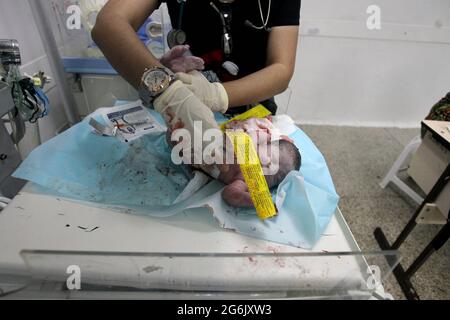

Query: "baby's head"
<box><xmin>260</xmin><ymin>139</ymin><xmax>301</xmax><ymax>188</ymax></box>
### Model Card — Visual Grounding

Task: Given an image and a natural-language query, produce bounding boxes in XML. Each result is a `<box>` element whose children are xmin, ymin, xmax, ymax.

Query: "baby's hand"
<box><xmin>159</xmin><ymin>45</ymin><xmax>205</xmax><ymax>73</ymax></box>
<box><xmin>222</xmin><ymin>180</ymin><xmax>254</xmax><ymax>208</ymax></box>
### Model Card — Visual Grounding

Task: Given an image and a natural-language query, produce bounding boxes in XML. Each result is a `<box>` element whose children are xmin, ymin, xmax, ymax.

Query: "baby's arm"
<box><xmin>160</xmin><ymin>45</ymin><xmax>204</xmax><ymax>73</ymax></box>
<box><xmin>222</xmin><ymin>180</ymin><xmax>254</xmax><ymax>208</ymax></box>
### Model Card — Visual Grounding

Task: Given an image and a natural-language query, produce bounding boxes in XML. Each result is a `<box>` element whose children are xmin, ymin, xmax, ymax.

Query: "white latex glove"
<box><xmin>176</xmin><ymin>70</ymin><xmax>229</xmax><ymax>114</ymax></box>
<box><xmin>159</xmin><ymin>45</ymin><xmax>204</xmax><ymax>73</ymax></box>
<box><xmin>154</xmin><ymin>80</ymin><xmax>218</xmax><ymax>152</ymax></box>
<box><xmin>154</xmin><ymin>80</ymin><xmax>230</xmax><ymax>177</ymax></box>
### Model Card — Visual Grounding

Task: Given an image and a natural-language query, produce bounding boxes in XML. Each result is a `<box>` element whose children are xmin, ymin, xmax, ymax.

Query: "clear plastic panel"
<box><xmin>46</xmin><ymin>0</ymin><xmax>167</xmax><ymax>67</ymax></box>
<box><xmin>0</xmin><ymin>249</ymin><xmax>402</xmax><ymax>299</ymax></box>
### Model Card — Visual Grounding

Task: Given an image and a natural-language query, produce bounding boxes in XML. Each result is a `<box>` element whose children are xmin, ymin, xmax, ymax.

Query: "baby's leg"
<box><xmin>222</xmin><ymin>180</ymin><xmax>254</xmax><ymax>208</ymax></box>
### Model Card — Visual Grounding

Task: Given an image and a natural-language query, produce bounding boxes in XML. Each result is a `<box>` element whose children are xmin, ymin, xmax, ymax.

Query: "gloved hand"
<box><xmin>154</xmin><ymin>80</ymin><xmax>231</xmax><ymax>178</ymax></box>
<box><xmin>159</xmin><ymin>45</ymin><xmax>204</xmax><ymax>73</ymax></box>
<box><xmin>176</xmin><ymin>70</ymin><xmax>229</xmax><ymax>114</ymax></box>
<box><xmin>154</xmin><ymin>79</ymin><xmax>218</xmax><ymax>157</ymax></box>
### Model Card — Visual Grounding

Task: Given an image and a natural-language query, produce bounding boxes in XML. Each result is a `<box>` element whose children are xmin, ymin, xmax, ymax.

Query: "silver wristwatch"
<box><xmin>138</xmin><ymin>66</ymin><xmax>176</xmax><ymax>107</ymax></box>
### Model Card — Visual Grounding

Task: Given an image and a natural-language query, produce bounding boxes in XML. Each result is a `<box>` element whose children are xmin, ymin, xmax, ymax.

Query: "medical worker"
<box><xmin>92</xmin><ymin>0</ymin><xmax>301</xmax><ymax>143</ymax></box>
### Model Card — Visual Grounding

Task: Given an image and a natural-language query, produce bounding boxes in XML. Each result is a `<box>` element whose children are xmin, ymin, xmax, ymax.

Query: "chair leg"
<box><xmin>379</xmin><ymin>135</ymin><xmax>423</xmax><ymax>203</ymax></box>
<box><xmin>391</xmin><ymin>176</ymin><xmax>424</xmax><ymax>204</ymax></box>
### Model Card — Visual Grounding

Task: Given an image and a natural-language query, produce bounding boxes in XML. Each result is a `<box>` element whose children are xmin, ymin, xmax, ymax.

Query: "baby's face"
<box><xmin>214</xmin><ymin>117</ymin><xmax>294</xmax><ymax>184</ymax></box>
<box><xmin>217</xmin><ymin>138</ymin><xmax>292</xmax><ymax>188</ymax></box>
<box><xmin>257</xmin><ymin>140</ymin><xmax>280</xmax><ymax>176</ymax></box>
<box><xmin>175</xmin><ymin>116</ymin><xmax>294</xmax><ymax>187</ymax></box>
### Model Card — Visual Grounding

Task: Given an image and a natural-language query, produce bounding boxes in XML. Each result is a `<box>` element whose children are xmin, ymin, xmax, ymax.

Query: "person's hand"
<box><xmin>176</xmin><ymin>70</ymin><xmax>229</xmax><ymax>114</ymax></box>
<box><xmin>159</xmin><ymin>45</ymin><xmax>204</xmax><ymax>73</ymax></box>
<box><xmin>154</xmin><ymin>80</ymin><xmax>233</xmax><ymax>178</ymax></box>
<box><xmin>154</xmin><ymin>80</ymin><xmax>218</xmax><ymax>153</ymax></box>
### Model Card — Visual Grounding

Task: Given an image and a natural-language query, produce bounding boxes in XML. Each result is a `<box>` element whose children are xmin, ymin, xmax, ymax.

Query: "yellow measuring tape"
<box><xmin>223</xmin><ymin>106</ymin><xmax>277</xmax><ymax>220</ymax></box>
<box><xmin>220</xmin><ymin>104</ymin><xmax>272</xmax><ymax>131</ymax></box>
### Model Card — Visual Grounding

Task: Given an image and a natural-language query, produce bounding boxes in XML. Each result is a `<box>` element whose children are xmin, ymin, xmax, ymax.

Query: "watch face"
<box><xmin>144</xmin><ymin>68</ymin><xmax>170</xmax><ymax>94</ymax></box>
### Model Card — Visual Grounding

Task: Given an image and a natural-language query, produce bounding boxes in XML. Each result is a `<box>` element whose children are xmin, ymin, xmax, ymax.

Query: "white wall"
<box><xmin>0</xmin><ymin>0</ymin><xmax>68</xmax><ymax>157</ymax></box>
<box><xmin>284</xmin><ymin>0</ymin><xmax>450</xmax><ymax>127</ymax></box>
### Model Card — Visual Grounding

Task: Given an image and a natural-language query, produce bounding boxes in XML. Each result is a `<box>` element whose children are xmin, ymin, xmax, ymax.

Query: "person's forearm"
<box><xmin>224</xmin><ymin>26</ymin><xmax>299</xmax><ymax>108</ymax></box>
<box><xmin>223</xmin><ymin>63</ymin><xmax>293</xmax><ymax>108</ymax></box>
<box><xmin>91</xmin><ymin>13</ymin><xmax>161</xmax><ymax>88</ymax></box>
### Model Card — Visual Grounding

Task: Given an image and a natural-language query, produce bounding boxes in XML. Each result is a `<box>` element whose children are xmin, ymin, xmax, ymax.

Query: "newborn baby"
<box><xmin>167</xmin><ymin>116</ymin><xmax>301</xmax><ymax>208</ymax></box>
<box><xmin>218</xmin><ymin>117</ymin><xmax>301</xmax><ymax>207</ymax></box>
<box><xmin>159</xmin><ymin>47</ymin><xmax>301</xmax><ymax>208</ymax></box>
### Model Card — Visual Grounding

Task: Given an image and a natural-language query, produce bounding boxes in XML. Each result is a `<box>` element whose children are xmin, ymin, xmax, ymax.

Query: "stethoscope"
<box><xmin>167</xmin><ymin>0</ymin><xmax>272</xmax><ymax>55</ymax></box>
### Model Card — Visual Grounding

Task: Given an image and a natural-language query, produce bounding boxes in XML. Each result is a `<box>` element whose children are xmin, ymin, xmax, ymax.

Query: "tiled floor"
<box><xmin>300</xmin><ymin>125</ymin><xmax>450</xmax><ymax>300</ymax></box>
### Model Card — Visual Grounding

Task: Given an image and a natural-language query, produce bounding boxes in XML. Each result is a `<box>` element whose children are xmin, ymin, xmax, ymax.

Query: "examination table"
<box><xmin>0</xmin><ymin>183</ymin><xmax>394</xmax><ymax>299</ymax></box>
<box><xmin>0</xmin><ymin>104</ymin><xmax>396</xmax><ymax>299</ymax></box>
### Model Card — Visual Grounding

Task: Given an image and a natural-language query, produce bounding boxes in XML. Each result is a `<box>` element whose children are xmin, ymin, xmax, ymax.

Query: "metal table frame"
<box><xmin>375</xmin><ymin>121</ymin><xmax>450</xmax><ymax>300</ymax></box>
